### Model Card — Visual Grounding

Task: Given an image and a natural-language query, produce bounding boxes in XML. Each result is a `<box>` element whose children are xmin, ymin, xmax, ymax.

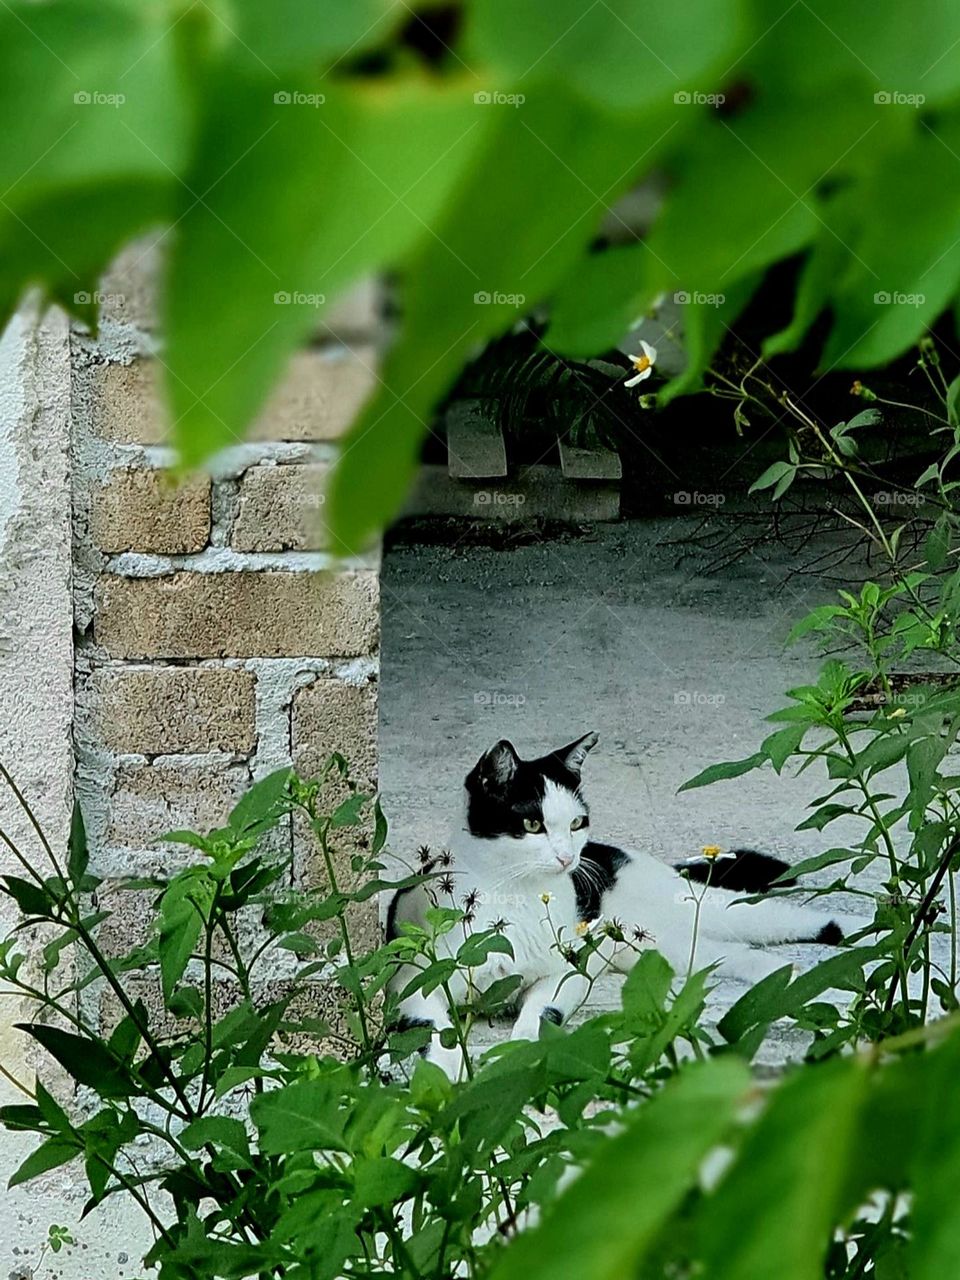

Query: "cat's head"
<box><xmin>464</xmin><ymin>732</ymin><xmax>598</xmax><ymax>877</ymax></box>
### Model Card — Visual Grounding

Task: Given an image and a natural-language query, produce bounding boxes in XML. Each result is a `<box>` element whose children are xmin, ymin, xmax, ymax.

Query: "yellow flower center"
<box><xmin>632</xmin><ymin>354</ymin><xmax>652</xmax><ymax>373</ymax></box>
<box><xmin>701</xmin><ymin>845</ymin><xmax>722</xmax><ymax>859</ymax></box>
<box><xmin>575</xmin><ymin>921</ymin><xmax>590</xmax><ymax>936</ymax></box>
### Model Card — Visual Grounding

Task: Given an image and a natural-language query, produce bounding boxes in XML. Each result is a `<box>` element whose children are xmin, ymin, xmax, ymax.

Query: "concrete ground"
<box><xmin>378</xmin><ymin>515</ymin><xmax>891</xmax><ymax>1060</ymax></box>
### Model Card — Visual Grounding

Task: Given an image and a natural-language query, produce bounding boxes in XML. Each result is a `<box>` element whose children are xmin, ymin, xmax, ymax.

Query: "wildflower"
<box><xmin>540</xmin><ymin>892</ymin><xmax>553</xmax><ymax>905</ymax></box>
<box><xmin>632</xmin><ymin>925</ymin><xmax>654</xmax><ymax>944</ymax></box>
<box><xmin>850</xmin><ymin>379</ymin><xmax>878</xmax><ymax>402</ymax></box>
<box><xmin>701</xmin><ymin>845</ymin><xmax>722</xmax><ymax>859</ymax></box>
<box><xmin>438</xmin><ymin>874</ymin><xmax>455</xmax><ymax>894</ymax></box>
<box><xmin>624</xmin><ymin>340</ymin><xmax>657</xmax><ymax>387</ymax></box>
<box><xmin>575</xmin><ymin>920</ymin><xmax>591</xmax><ymax>937</ymax></box>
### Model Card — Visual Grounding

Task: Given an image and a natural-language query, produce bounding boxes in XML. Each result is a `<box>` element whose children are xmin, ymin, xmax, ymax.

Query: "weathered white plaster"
<box><xmin>0</xmin><ymin>306</ymin><xmax>153</xmax><ymax>1277</ymax></box>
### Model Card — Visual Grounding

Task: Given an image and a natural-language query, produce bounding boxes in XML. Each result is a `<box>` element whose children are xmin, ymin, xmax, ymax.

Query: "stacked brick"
<box><xmin>69</xmin><ymin>254</ymin><xmax>383</xmax><ymax>1013</ymax></box>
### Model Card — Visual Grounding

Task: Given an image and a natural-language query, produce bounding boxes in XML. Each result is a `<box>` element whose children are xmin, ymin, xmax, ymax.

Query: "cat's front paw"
<box><xmin>511</xmin><ymin>1005</ymin><xmax>560</xmax><ymax>1043</ymax></box>
<box><xmin>427</xmin><ymin>1037</ymin><xmax>468</xmax><ymax>1082</ymax></box>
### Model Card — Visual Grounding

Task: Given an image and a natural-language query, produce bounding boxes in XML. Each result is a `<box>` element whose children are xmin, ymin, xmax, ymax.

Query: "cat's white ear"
<box><xmin>480</xmin><ymin>739</ymin><xmax>519</xmax><ymax>789</ymax></box>
<box><xmin>555</xmin><ymin>731</ymin><xmax>599</xmax><ymax>776</ymax></box>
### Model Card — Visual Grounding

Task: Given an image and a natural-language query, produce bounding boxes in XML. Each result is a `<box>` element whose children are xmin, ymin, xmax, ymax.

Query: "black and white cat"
<box><xmin>388</xmin><ymin>732</ymin><xmax>859</xmax><ymax>1078</ymax></box>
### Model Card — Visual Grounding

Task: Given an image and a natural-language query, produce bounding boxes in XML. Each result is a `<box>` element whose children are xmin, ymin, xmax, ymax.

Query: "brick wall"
<box><xmin>69</xmin><ymin>254</ymin><xmax>383</xmax><ymax>1006</ymax></box>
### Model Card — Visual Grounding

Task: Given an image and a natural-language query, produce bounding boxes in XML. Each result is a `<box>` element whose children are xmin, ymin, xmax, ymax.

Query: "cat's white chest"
<box><xmin>474</xmin><ymin>876</ymin><xmax>578</xmax><ymax>986</ymax></box>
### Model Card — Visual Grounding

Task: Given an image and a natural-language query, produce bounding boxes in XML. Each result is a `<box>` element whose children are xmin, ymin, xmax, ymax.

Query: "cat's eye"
<box><xmin>570</xmin><ymin>816</ymin><xmax>587</xmax><ymax>831</ymax></box>
<box><xmin>523</xmin><ymin>818</ymin><xmax>544</xmax><ymax>834</ymax></box>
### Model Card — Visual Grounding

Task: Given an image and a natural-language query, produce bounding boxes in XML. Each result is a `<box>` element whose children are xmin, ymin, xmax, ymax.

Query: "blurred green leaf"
<box><xmin>167</xmin><ymin>75</ymin><xmax>486</xmax><ymax>467</ymax></box>
<box><xmin>467</xmin><ymin>0</ymin><xmax>744</xmax><ymax>112</ymax></box>
<box><xmin>489</xmin><ymin>1058</ymin><xmax>749</xmax><ymax>1280</ymax></box>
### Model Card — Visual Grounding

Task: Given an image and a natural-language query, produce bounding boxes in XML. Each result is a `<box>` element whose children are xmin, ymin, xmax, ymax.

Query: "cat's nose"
<box><xmin>556</xmin><ymin>853</ymin><xmax>573</xmax><ymax>870</ymax></box>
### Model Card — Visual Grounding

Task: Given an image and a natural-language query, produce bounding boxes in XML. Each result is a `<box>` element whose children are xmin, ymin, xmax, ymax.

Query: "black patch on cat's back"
<box><xmin>675</xmin><ymin>849</ymin><xmax>797</xmax><ymax>893</ymax></box>
<box><xmin>572</xmin><ymin>841</ymin><xmax>631</xmax><ymax>921</ymax></box>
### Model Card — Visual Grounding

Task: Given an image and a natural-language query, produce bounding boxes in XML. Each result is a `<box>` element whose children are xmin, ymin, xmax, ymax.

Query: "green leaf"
<box><xmin>167</xmin><ymin>75</ymin><xmax>485</xmax><ymax>466</ymax></box>
<box><xmin>372</xmin><ymin>798</ymin><xmax>388</xmax><ymax>855</ymax></box>
<box><xmin>181</xmin><ymin>1116</ymin><xmax>251</xmax><ymax>1161</ymax></box>
<box><xmin>750</xmin><ymin>461</ymin><xmax>795</xmax><ymax>495</ymax></box>
<box><xmin>647</xmin><ymin>87</ymin><xmax>879</xmax><ymax>293</ymax></box>
<box><xmin>252</xmin><ymin>1079</ymin><xmax>349</xmax><ymax>1154</ymax></box>
<box><xmin>911</xmin><ymin>1029</ymin><xmax>960</xmax><ymax>1277</ymax></box>
<box><xmin>925</xmin><ymin>514</ymin><xmax>951</xmax><ymax>569</ymax></box>
<box><xmin>0</xmin><ymin>0</ymin><xmax>189</xmax><ymax>319</ymax></box>
<box><xmin>467</xmin><ymin>0</ymin><xmax>744</xmax><ymax>112</ymax></box>
<box><xmin>228</xmin><ymin>767</ymin><xmax>293</xmax><ymax>833</ymax></box>
<box><xmin>718</xmin><ymin>964</ymin><xmax>794</xmax><ymax>1045</ymax></box>
<box><xmin>678</xmin><ymin>753</ymin><xmax>766</xmax><ymax>792</ymax></box>
<box><xmin>9</xmin><ymin>1137</ymin><xmax>78</xmax><ymax>1189</ymax></box>
<box><xmin>229</xmin><ymin>0</ymin><xmax>403</xmax><ymax>70</ymax></box>
<box><xmin>157</xmin><ymin>869</ymin><xmax>215</xmax><ymax>1000</ymax></box>
<box><xmin>547</xmin><ymin>244</ymin><xmax>656</xmax><ymax>357</ymax></box>
<box><xmin>786</xmin><ymin>605</ymin><xmax>846</xmax><ymax>645</ymax></box>
<box><xmin>762</xmin><ymin>723</ymin><xmax>807</xmax><ymax>772</ymax></box>
<box><xmin>488</xmin><ymin>1059</ymin><xmax>749</xmax><ymax>1280</ymax></box>
<box><xmin>658</xmin><ymin>275</ymin><xmax>761</xmax><ymax>405</ymax></box>
<box><xmin>763</xmin><ymin>191</ymin><xmax>859</xmax><ymax>357</ymax></box>
<box><xmin>947</xmin><ymin>374</ymin><xmax>960</xmax><ymax>428</ymax></box>
<box><xmin>823</xmin><ymin>121</ymin><xmax>960</xmax><ymax>368</ymax></box>
<box><xmin>352</xmin><ymin>1156</ymin><xmax>419</xmax><ymax>1209</ymax></box>
<box><xmin>329</xmin><ymin>89</ymin><xmax>665</xmax><ymax>551</ymax></box>
<box><xmin>1</xmin><ymin>875</ymin><xmax>57</xmax><ymax>918</ymax></box>
<box><xmin>330</xmin><ymin>793</ymin><xmax>368</xmax><ymax>829</ymax></box>
<box><xmin>697</xmin><ymin>1058</ymin><xmax>869</xmax><ymax>1280</ymax></box>
<box><xmin>620</xmin><ymin>949</ymin><xmax>673</xmax><ymax>1023</ymax></box>
<box><xmin>68</xmin><ymin>803</ymin><xmax>89</xmax><ymax>885</ymax></box>
<box><xmin>15</xmin><ymin>1024</ymin><xmax>134</xmax><ymax>1099</ymax></box>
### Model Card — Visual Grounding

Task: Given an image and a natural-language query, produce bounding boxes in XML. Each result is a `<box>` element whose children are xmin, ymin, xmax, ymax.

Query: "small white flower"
<box><xmin>624</xmin><ymin>340</ymin><xmax>657</xmax><ymax>387</ymax></box>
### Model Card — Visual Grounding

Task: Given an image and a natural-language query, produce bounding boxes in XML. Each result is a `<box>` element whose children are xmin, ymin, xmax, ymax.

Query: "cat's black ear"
<box><xmin>478</xmin><ymin>740</ymin><xmax>519</xmax><ymax>790</ymax></box>
<box><xmin>554</xmin><ymin>731</ymin><xmax>599</xmax><ymax>776</ymax></box>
